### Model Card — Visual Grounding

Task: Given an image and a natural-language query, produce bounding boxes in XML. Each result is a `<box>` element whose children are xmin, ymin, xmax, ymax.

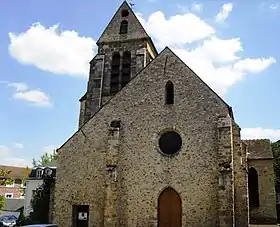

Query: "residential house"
<box><xmin>0</xmin><ymin>165</ymin><xmax>30</xmax><ymax>199</ymax></box>
<box><xmin>23</xmin><ymin>161</ymin><xmax>56</xmax><ymax>219</ymax></box>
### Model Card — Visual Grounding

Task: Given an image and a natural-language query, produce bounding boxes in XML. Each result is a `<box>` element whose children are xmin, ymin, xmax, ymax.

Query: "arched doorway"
<box><xmin>158</xmin><ymin>187</ymin><xmax>182</xmax><ymax>227</ymax></box>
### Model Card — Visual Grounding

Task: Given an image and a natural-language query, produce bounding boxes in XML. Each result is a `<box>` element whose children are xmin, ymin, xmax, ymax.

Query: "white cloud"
<box><xmin>0</xmin><ymin>145</ymin><xmax>31</xmax><ymax>167</ymax></box>
<box><xmin>6</xmin><ymin>82</ymin><xmax>52</xmax><ymax>107</ymax></box>
<box><xmin>191</xmin><ymin>36</ymin><xmax>242</xmax><ymax>63</ymax></box>
<box><xmin>191</xmin><ymin>3</ymin><xmax>203</xmax><ymax>13</ymax></box>
<box><xmin>8</xmin><ymin>6</ymin><xmax>275</xmax><ymax>98</ymax></box>
<box><xmin>215</xmin><ymin>3</ymin><xmax>233</xmax><ymax>22</ymax></box>
<box><xmin>8</xmin><ymin>22</ymin><xmax>97</xmax><ymax>77</ymax></box>
<box><xmin>137</xmin><ymin>9</ymin><xmax>276</xmax><ymax>96</ymax></box>
<box><xmin>14</xmin><ymin>143</ymin><xmax>24</xmax><ymax>149</ymax></box>
<box><xmin>233</xmin><ymin>57</ymin><xmax>276</xmax><ymax>73</ymax></box>
<box><xmin>269</xmin><ymin>4</ymin><xmax>278</xmax><ymax>10</ymax></box>
<box><xmin>13</xmin><ymin>89</ymin><xmax>52</xmax><ymax>107</ymax></box>
<box><xmin>136</xmin><ymin>11</ymin><xmax>215</xmax><ymax>48</ymax></box>
<box><xmin>241</xmin><ymin>128</ymin><xmax>280</xmax><ymax>142</ymax></box>
<box><xmin>7</xmin><ymin>82</ymin><xmax>28</xmax><ymax>92</ymax></box>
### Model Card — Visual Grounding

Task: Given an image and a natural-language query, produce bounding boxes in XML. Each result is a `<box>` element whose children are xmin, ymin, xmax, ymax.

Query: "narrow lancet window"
<box><xmin>248</xmin><ymin>167</ymin><xmax>260</xmax><ymax>208</ymax></box>
<box><xmin>165</xmin><ymin>81</ymin><xmax>174</xmax><ymax>104</ymax></box>
<box><xmin>120</xmin><ymin>20</ymin><xmax>128</xmax><ymax>34</ymax></box>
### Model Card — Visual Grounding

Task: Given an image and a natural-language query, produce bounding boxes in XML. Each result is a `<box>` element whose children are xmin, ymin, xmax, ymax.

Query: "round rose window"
<box><xmin>159</xmin><ymin>131</ymin><xmax>182</xmax><ymax>155</ymax></box>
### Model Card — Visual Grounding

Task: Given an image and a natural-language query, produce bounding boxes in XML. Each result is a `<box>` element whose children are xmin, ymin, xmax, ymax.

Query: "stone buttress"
<box><xmin>104</xmin><ymin>121</ymin><xmax>121</xmax><ymax>227</ymax></box>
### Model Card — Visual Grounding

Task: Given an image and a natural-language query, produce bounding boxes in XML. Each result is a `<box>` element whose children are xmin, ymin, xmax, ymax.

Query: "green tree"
<box><xmin>0</xmin><ymin>195</ymin><xmax>4</xmax><ymax>213</ymax></box>
<box><xmin>27</xmin><ymin>178</ymin><xmax>54</xmax><ymax>224</ymax></box>
<box><xmin>20</xmin><ymin>167</ymin><xmax>30</xmax><ymax>197</ymax></box>
<box><xmin>32</xmin><ymin>150</ymin><xmax>57</xmax><ymax>167</ymax></box>
<box><xmin>0</xmin><ymin>169</ymin><xmax>12</xmax><ymax>186</ymax></box>
<box><xmin>0</xmin><ymin>168</ymin><xmax>12</xmax><ymax>212</ymax></box>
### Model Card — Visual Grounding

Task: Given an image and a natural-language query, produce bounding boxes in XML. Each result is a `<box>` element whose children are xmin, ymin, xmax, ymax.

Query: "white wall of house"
<box><xmin>24</xmin><ymin>179</ymin><xmax>43</xmax><ymax>217</ymax></box>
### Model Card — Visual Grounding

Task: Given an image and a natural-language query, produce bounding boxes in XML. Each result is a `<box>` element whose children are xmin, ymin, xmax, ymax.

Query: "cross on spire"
<box><xmin>128</xmin><ymin>0</ymin><xmax>135</xmax><ymax>8</ymax></box>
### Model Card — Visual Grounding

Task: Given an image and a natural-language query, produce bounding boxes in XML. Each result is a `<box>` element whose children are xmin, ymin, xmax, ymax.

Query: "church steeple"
<box><xmin>97</xmin><ymin>1</ymin><xmax>151</xmax><ymax>45</ymax></box>
<box><xmin>78</xmin><ymin>1</ymin><xmax>158</xmax><ymax>128</ymax></box>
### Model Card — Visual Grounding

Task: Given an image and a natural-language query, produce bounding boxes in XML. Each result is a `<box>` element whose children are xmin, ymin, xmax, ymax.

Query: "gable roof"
<box><xmin>163</xmin><ymin>47</ymin><xmax>234</xmax><ymax>119</ymax></box>
<box><xmin>96</xmin><ymin>47</ymin><xmax>233</xmax><ymax>121</ymax></box>
<box><xmin>58</xmin><ymin>46</ymin><xmax>234</xmax><ymax>151</ymax></box>
<box><xmin>96</xmin><ymin>1</ymin><xmax>157</xmax><ymax>55</ymax></box>
<box><xmin>0</xmin><ymin>165</ymin><xmax>30</xmax><ymax>179</ymax></box>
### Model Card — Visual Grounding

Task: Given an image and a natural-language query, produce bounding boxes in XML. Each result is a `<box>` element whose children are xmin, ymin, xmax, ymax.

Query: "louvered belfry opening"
<box><xmin>110</xmin><ymin>52</ymin><xmax>121</xmax><ymax>95</ymax></box>
<box><xmin>121</xmin><ymin>51</ymin><xmax>131</xmax><ymax>88</ymax></box>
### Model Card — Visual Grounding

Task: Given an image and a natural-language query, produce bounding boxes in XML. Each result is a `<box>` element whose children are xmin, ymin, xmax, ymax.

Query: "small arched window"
<box><xmin>110</xmin><ymin>52</ymin><xmax>121</xmax><ymax>95</ymax></box>
<box><xmin>165</xmin><ymin>81</ymin><xmax>174</xmax><ymax>104</ymax></box>
<box><xmin>121</xmin><ymin>51</ymin><xmax>131</xmax><ymax>87</ymax></box>
<box><xmin>120</xmin><ymin>20</ymin><xmax>128</xmax><ymax>34</ymax></box>
<box><xmin>248</xmin><ymin>167</ymin><xmax>260</xmax><ymax>208</ymax></box>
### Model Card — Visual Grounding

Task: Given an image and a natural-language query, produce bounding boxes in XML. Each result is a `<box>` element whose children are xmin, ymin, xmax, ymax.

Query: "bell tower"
<box><xmin>78</xmin><ymin>1</ymin><xmax>158</xmax><ymax>128</ymax></box>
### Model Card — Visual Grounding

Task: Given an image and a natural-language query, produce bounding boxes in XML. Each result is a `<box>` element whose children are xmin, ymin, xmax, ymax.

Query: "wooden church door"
<box><xmin>158</xmin><ymin>187</ymin><xmax>182</xmax><ymax>227</ymax></box>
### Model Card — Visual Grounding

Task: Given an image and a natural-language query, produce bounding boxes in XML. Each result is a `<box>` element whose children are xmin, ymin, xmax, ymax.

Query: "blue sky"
<box><xmin>0</xmin><ymin>0</ymin><xmax>279</xmax><ymax>167</ymax></box>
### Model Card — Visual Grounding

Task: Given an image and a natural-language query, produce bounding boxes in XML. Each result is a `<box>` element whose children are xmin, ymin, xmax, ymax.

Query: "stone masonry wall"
<box><xmin>248</xmin><ymin>159</ymin><xmax>277</xmax><ymax>224</ymax></box>
<box><xmin>78</xmin><ymin>1</ymin><xmax>157</xmax><ymax>127</ymax></box>
<box><xmin>232</xmin><ymin>124</ymin><xmax>249</xmax><ymax>227</ymax></box>
<box><xmin>80</xmin><ymin>40</ymin><xmax>153</xmax><ymax>127</ymax></box>
<box><xmin>244</xmin><ymin>139</ymin><xmax>277</xmax><ymax>224</ymax></box>
<box><xmin>216</xmin><ymin>115</ymin><xmax>235</xmax><ymax>227</ymax></box>
<box><xmin>245</xmin><ymin>139</ymin><xmax>273</xmax><ymax>159</ymax></box>
<box><xmin>97</xmin><ymin>2</ymin><xmax>150</xmax><ymax>44</ymax></box>
<box><xmin>54</xmin><ymin>48</ymin><xmax>233</xmax><ymax>227</ymax></box>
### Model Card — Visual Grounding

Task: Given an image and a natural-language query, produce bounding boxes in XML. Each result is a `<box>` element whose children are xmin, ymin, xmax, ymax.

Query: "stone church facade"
<box><xmin>54</xmin><ymin>2</ymin><xmax>277</xmax><ymax>226</ymax></box>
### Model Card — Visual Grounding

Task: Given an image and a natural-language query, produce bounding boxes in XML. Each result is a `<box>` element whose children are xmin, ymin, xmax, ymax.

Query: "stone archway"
<box><xmin>158</xmin><ymin>187</ymin><xmax>182</xmax><ymax>227</ymax></box>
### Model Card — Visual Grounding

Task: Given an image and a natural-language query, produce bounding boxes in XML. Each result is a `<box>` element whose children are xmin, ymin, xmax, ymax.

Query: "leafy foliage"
<box><xmin>32</xmin><ymin>150</ymin><xmax>57</xmax><ymax>167</ymax></box>
<box><xmin>0</xmin><ymin>195</ymin><xmax>4</xmax><ymax>212</ymax></box>
<box><xmin>28</xmin><ymin>180</ymin><xmax>52</xmax><ymax>224</ymax></box>
<box><xmin>0</xmin><ymin>169</ymin><xmax>12</xmax><ymax>212</ymax></box>
<box><xmin>20</xmin><ymin>167</ymin><xmax>30</xmax><ymax>197</ymax></box>
<box><xmin>0</xmin><ymin>169</ymin><xmax>12</xmax><ymax>186</ymax></box>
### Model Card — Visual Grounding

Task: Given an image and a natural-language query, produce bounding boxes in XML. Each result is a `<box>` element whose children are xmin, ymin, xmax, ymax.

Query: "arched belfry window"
<box><xmin>110</xmin><ymin>52</ymin><xmax>120</xmax><ymax>95</ymax></box>
<box><xmin>120</xmin><ymin>20</ymin><xmax>128</xmax><ymax>34</ymax></box>
<box><xmin>165</xmin><ymin>81</ymin><xmax>174</xmax><ymax>104</ymax></box>
<box><xmin>121</xmin><ymin>51</ymin><xmax>131</xmax><ymax>87</ymax></box>
<box><xmin>248</xmin><ymin>167</ymin><xmax>260</xmax><ymax>208</ymax></box>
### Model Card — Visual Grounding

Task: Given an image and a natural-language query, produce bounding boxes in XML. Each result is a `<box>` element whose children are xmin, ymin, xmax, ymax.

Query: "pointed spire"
<box><xmin>96</xmin><ymin>1</ymin><xmax>150</xmax><ymax>44</ymax></box>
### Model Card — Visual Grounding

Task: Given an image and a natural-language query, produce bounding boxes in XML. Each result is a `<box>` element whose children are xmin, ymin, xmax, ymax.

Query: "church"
<box><xmin>53</xmin><ymin>2</ymin><xmax>277</xmax><ymax>226</ymax></box>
